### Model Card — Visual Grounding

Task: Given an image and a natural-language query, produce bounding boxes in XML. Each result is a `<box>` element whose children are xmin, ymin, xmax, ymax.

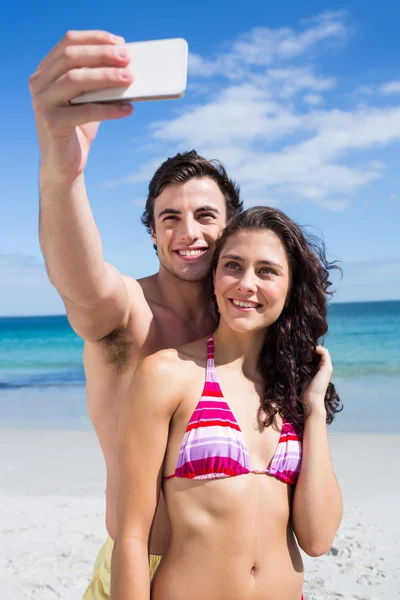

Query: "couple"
<box><xmin>30</xmin><ymin>30</ymin><xmax>343</xmax><ymax>600</ymax></box>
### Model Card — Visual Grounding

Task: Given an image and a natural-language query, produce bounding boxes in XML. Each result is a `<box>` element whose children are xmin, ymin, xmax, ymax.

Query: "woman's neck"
<box><xmin>212</xmin><ymin>323</ymin><xmax>267</xmax><ymax>380</ymax></box>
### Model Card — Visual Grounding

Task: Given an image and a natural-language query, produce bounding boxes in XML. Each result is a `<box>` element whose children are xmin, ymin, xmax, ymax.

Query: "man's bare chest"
<box><xmin>147</xmin><ymin>304</ymin><xmax>216</xmax><ymax>352</ymax></box>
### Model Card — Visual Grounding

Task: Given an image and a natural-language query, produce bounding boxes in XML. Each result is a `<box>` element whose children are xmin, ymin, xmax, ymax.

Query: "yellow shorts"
<box><xmin>82</xmin><ymin>536</ymin><xmax>162</xmax><ymax>599</ymax></box>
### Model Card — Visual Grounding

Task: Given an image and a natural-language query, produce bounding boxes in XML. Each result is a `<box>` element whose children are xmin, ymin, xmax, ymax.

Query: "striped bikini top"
<box><xmin>163</xmin><ymin>335</ymin><xmax>302</xmax><ymax>485</ymax></box>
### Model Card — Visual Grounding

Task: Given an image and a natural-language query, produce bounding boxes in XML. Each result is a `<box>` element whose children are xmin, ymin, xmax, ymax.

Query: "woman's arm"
<box><xmin>291</xmin><ymin>347</ymin><xmax>343</xmax><ymax>557</ymax></box>
<box><xmin>110</xmin><ymin>350</ymin><xmax>179</xmax><ymax>600</ymax></box>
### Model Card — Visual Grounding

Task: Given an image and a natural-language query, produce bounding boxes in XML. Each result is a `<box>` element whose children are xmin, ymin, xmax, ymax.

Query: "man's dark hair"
<box><xmin>141</xmin><ymin>150</ymin><xmax>242</xmax><ymax>250</ymax></box>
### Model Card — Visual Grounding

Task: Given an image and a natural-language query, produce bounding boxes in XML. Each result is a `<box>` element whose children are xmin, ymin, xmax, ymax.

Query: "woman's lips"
<box><xmin>228</xmin><ymin>298</ymin><xmax>262</xmax><ymax>311</ymax></box>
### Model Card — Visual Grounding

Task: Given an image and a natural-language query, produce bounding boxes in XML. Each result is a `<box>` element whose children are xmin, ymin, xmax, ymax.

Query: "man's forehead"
<box><xmin>155</xmin><ymin>179</ymin><xmax>226</xmax><ymax>215</ymax></box>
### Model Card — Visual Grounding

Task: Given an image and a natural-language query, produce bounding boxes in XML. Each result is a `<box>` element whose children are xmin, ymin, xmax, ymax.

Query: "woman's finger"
<box><xmin>315</xmin><ymin>345</ymin><xmax>333</xmax><ymax>373</ymax></box>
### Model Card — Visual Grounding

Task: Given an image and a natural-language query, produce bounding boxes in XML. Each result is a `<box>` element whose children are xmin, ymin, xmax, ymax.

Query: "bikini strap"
<box><xmin>205</xmin><ymin>334</ymin><xmax>218</xmax><ymax>385</ymax></box>
<box><xmin>207</xmin><ymin>334</ymin><xmax>215</xmax><ymax>363</ymax></box>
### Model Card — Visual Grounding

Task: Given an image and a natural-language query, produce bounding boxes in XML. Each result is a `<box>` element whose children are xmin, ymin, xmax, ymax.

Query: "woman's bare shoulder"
<box><xmin>140</xmin><ymin>336</ymin><xmax>208</xmax><ymax>370</ymax></box>
<box><xmin>136</xmin><ymin>337</ymin><xmax>207</xmax><ymax>388</ymax></box>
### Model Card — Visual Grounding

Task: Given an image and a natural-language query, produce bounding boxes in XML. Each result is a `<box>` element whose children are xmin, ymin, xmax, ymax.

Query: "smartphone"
<box><xmin>70</xmin><ymin>37</ymin><xmax>188</xmax><ymax>104</ymax></box>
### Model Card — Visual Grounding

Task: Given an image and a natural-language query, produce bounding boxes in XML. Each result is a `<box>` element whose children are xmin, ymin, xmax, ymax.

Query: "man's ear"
<box><xmin>150</xmin><ymin>225</ymin><xmax>157</xmax><ymax>245</ymax></box>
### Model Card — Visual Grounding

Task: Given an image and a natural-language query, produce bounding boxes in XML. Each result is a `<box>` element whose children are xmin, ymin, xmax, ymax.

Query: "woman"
<box><xmin>111</xmin><ymin>206</ymin><xmax>343</xmax><ymax>600</ymax></box>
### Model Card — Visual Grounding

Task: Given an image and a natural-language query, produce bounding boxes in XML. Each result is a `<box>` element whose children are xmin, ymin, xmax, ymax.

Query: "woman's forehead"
<box><xmin>221</xmin><ymin>229</ymin><xmax>287</xmax><ymax>258</ymax></box>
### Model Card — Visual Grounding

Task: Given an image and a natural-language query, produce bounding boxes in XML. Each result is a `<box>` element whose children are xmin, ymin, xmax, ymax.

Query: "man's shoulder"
<box><xmin>124</xmin><ymin>273</ymin><xmax>157</xmax><ymax>296</ymax></box>
<box><xmin>138</xmin><ymin>340</ymin><xmax>206</xmax><ymax>383</ymax></box>
<box><xmin>123</xmin><ymin>273</ymin><xmax>160</xmax><ymax>320</ymax></box>
<box><xmin>122</xmin><ymin>273</ymin><xmax>150</xmax><ymax>303</ymax></box>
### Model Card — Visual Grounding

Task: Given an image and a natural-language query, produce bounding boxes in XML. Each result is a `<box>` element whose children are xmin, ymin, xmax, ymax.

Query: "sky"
<box><xmin>1</xmin><ymin>1</ymin><xmax>400</xmax><ymax>316</ymax></box>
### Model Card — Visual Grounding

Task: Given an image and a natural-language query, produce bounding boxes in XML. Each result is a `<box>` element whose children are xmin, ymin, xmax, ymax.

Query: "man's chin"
<box><xmin>161</xmin><ymin>261</ymin><xmax>211</xmax><ymax>283</ymax></box>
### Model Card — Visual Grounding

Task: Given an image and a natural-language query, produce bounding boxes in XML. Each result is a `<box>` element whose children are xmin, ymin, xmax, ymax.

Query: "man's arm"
<box><xmin>39</xmin><ymin>173</ymin><xmax>132</xmax><ymax>340</ymax></box>
<box><xmin>29</xmin><ymin>30</ymin><xmax>135</xmax><ymax>340</ymax></box>
<box><xmin>111</xmin><ymin>351</ymin><xmax>179</xmax><ymax>600</ymax></box>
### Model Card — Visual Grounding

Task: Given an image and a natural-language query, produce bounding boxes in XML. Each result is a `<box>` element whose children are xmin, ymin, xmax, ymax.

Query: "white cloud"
<box><xmin>381</xmin><ymin>81</ymin><xmax>400</xmax><ymax>95</ymax></box>
<box><xmin>99</xmin><ymin>158</ymin><xmax>162</xmax><ymax>189</ymax></box>
<box><xmin>254</xmin><ymin>67</ymin><xmax>336</xmax><ymax>99</ymax></box>
<box><xmin>304</xmin><ymin>93</ymin><xmax>324</xmax><ymax>105</ymax></box>
<box><xmin>130</xmin><ymin>198</ymin><xmax>146</xmax><ymax>207</ymax></box>
<box><xmin>355</xmin><ymin>80</ymin><xmax>400</xmax><ymax>96</ymax></box>
<box><xmin>101</xmin><ymin>12</ymin><xmax>400</xmax><ymax>212</ymax></box>
<box><xmin>188</xmin><ymin>11</ymin><xmax>346</xmax><ymax>80</ymax></box>
<box><xmin>151</xmin><ymin>84</ymin><xmax>304</xmax><ymax>146</ymax></box>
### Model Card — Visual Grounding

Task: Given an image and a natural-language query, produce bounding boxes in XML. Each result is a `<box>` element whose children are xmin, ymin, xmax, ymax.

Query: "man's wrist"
<box><xmin>39</xmin><ymin>165</ymin><xmax>84</xmax><ymax>191</ymax></box>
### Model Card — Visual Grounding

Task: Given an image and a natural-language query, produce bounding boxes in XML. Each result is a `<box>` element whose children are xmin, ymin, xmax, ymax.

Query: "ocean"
<box><xmin>0</xmin><ymin>300</ymin><xmax>399</xmax><ymax>432</ymax></box>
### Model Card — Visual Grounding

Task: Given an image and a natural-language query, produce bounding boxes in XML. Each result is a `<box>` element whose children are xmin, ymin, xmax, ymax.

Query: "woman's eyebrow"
<box><xmin>221</xmin><ymin>254</ymin><xmax>284</xmax><ymax>269</ymax></box>
<box><xmin>221</xmin><ymin>253</ymin><xmax>242</xmax><ymax>260</ymax></box>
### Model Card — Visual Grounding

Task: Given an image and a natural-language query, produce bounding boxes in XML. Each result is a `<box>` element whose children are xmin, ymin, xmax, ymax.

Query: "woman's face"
<box><xmin>214</xmin><ymin>229</ymin><xmax>291</xmax><ymax>334</ymax></box>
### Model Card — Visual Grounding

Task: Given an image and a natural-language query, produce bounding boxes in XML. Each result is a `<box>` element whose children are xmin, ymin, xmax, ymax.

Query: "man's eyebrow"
<box><xmin>157</xmin><ymin>205</ymin><xmax>220</xmax><ymax>218</ymax></box>
<box><xmin>221</xmin><ymin>254</ymin><xmax>284</xmax><ymax>269</ymax></box>
<box><xmin>194</xmin><ymin>205</ymin><xmax>220</xmax><ymax>215</ymax></box>
<box><xmin>157</xmin><ymin>208</ymin><xmax>182</xmax><ymax>218</ymax></box>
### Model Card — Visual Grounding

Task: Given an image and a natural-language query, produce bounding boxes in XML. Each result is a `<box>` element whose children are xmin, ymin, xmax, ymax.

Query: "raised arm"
<box><xmin>111</xmin><ymin>351</ymin><xmax>179</xmax><ymax>600</ymax></box>
<box><xmin>291</xmin><ymin>346</ymin><xmax>343</xmax><ymax>557</ymax></box>
<box><xmin>29</xmin><ymin>30</ymin><xmax>135</xmax><ymax>340</ymax></box>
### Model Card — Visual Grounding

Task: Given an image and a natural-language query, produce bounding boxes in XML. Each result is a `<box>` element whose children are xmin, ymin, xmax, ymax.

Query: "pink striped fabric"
<box><xmin>164</xmin><ymin>336</ymin><xmax>302</xmax><ymax>485</ymax></box>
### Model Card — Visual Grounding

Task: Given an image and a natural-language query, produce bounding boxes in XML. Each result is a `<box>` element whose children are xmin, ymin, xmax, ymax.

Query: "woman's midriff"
<box><xmin>152</xmin><ymin>474</ymin><xmax>304</xmax><ymax>600</ymax></box>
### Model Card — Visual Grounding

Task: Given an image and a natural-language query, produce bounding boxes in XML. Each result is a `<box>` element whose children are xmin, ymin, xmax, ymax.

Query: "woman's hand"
<box><xmin>302</xmin><ymin>346</ymin><xmax>333</xmax><ymax>415</ymax></box>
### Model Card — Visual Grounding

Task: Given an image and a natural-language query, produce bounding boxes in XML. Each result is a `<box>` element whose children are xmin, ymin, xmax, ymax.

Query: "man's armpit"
<box><xmin>98</xmin><ymin>327</ymin><xmax>133</xmax><ymax>374</ymax></box>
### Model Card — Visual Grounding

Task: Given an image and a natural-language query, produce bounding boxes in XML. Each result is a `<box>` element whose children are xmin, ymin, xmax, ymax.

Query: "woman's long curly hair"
<box><xmin>212</xmin><ymin>206</ymin><xmax>343</xmax><ymax>430</ymax></box>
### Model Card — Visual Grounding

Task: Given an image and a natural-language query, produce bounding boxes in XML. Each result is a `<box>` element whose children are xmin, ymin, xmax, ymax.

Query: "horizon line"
<box><xmin>1</xmin><ymin>297</ymin><xmax>399</xmax><ymax>319</ymax></box>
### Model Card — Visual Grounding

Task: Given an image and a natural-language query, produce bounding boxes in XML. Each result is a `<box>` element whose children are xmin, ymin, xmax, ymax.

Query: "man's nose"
<box><xmin>177</xmin><ymin>217</ymin><xmax>200</xmax><ymax>243</ymax></box>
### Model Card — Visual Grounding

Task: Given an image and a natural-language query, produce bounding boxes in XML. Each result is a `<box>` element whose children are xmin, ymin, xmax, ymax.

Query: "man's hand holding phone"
<box><xmin>29</xmin><ymin>30</ymin><xmax>135</xmax><ymax>183</ymax></box>
<box><xmin>29</xmin><ymin>31</ymin><xmax>188</xmax><ymax>184</ymax></box>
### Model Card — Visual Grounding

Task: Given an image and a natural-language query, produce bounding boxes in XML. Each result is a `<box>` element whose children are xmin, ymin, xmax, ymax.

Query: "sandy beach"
<box><xmin>1</xmin><ymin>429</ymin><xmax>399</xmax><ymax>600</ymax></box>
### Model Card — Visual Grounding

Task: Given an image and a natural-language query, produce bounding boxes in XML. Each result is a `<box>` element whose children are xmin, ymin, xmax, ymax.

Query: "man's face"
<box><xmin>152</xmin><ymin>178</ymin><xmax>227</xmax><ymax>282</ymax></box>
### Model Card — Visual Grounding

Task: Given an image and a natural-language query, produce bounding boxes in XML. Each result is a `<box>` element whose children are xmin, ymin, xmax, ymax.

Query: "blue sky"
<box><xmin>1</xmin><ymin>1</ymin><xmax>400</xmax><ymax>315</ymax></box>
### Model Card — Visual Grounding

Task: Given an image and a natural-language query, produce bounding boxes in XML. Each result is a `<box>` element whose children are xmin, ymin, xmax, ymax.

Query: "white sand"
<box><xmin>1</xmin><ymin>430</ymin><xmax>399</xmax><ymax>599</ymax></box>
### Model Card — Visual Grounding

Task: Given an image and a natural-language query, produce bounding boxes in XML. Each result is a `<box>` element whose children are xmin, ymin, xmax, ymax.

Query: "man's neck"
<box><xmin>153</xmin><ymin>266</ymin><xmax>214</xmax><ymax>323</ymax></box>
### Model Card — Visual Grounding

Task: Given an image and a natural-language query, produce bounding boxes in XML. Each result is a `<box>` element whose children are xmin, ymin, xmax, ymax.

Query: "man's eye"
<box><xmin>163</xmin><ymin>216</ymin><xmax>178</xmax><ymax>222</ymax></box>
<box><xmin>198</xmin><ymin>214</ymin><xmax>214</xmax><ymax>221</ymax></box>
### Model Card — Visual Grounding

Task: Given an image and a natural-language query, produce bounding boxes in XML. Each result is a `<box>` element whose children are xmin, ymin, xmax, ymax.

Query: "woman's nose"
<box><xmin>237</xmin><ymin>270</ymin><xmax>257</xmax><ymax>293</ymax></box>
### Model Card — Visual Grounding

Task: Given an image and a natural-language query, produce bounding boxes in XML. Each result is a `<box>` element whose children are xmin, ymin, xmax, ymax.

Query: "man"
<box><xmin>29</xmin><ymin>29</ymin><xmax>242</xmax><ymax>599</ymax></box>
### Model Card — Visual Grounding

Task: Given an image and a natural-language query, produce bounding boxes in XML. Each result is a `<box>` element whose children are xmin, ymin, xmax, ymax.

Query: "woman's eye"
<box><xmin>225</xmin><ymin>262</ymin><xmax>240</xmax><ymax>270</ymax></box>
<box><xmin>259</xmin><ymin>267</ymin><xmax>276</xmax><ymax>275</ymax></box>
<box><xmin>198</xmin><ymin>214</ymin><xmax>214</xmax><ymax>221</ymax></box>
